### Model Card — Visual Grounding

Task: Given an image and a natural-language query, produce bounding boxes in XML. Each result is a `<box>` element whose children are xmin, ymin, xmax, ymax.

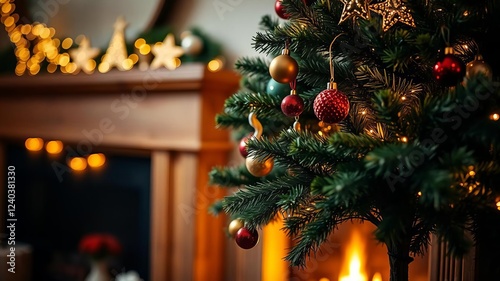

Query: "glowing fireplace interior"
<box><xmin>262</xmin><ymin>220</ymin><xmax>429</xmax><ymax>281</ymax></box>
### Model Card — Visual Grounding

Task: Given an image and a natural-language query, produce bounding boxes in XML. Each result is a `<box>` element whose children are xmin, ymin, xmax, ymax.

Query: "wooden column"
<box><xmin>150</xmin><ymin>151</ymin><xmax>173</xmax><ymax>281</ymax></box>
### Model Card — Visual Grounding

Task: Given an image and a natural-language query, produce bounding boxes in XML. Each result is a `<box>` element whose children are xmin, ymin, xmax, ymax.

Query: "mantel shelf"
<box><xmin>0</xmin><ymin>63</ymin><xmax>223</xmax><ymax>95</ymax></box>
<box><xmin>0</xmin><ymin>63</ymin><xmax>240</xmax><ymax>152</ymax></box>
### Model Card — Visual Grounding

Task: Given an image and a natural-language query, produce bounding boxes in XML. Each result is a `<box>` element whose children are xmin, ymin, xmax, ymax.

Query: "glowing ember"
<box><xmin>339</xmin><ymin>229</ymin><xmax>367</xmax><ymax>281</ymax></box>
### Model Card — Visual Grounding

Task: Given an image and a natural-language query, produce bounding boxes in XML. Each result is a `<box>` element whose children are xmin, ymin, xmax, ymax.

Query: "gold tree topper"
<box><xmin>339</xmin><ymin>0</ymin><xmax>370</xmax><ymax>24</ymax></box>
<box><xmin>370</xmin><ymin>0</ymin><xmax>416</xmax><ymax>32</ymax></box>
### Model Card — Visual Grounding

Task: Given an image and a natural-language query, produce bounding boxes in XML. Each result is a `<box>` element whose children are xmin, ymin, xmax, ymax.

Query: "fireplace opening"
<box><xmin>2</xmin><ymin>140</ymin><xmax>151</xmax><ymax>281</ymax></box>
<box><xmin>286</xmin><ymin>220</ymin><xmax>429</xmax><ymax>281</ymax></box>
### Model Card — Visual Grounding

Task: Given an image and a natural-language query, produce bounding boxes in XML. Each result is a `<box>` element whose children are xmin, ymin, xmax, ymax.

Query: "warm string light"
<box><xmin>459</xmin><ymin>166</ymin><xmax>482</xmax><ymax>194</ymax></box>
<box><xmin>25</xmin><ymin>137</ymin><xmax>44</xmax><ymax>151</ymax></box>
<box><xmin>0</xmin><ymin>0</ymin><xmax>76</xmax><ymax>75</ymax></box>
<box><xmin>1</xmin><ymin>0</ymin><xmax>223</xmax><ymax>75</ymax></box>
<box><xmin>45</xmin><ymin>140</ymin><xmax>63</xmax><ymax>154</ymax></box>
<box><xmin>24</xmin><ymin>137</ymin><xmax>105</xmax><ymax>171</ymax></box>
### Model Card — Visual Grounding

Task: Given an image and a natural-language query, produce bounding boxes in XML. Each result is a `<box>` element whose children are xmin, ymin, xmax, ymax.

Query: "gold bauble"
<box><xmin>228</xmin><ymin>218</ymin><xmax>244</xmax><ymax>237</ymax></box>
<box><xmin>246</xmin><ymin>155</ymin><xmax>274</xmax><ymax>177</ymax></box>
<box><xmin>269</xmin><ymin>54</ymin><xmax>299</xmax><ymax>83</ymax></box>
<box><xmin>466</xmin><ymin>57</ymin><xmax>493</xmax><ymax>81</ymax></box>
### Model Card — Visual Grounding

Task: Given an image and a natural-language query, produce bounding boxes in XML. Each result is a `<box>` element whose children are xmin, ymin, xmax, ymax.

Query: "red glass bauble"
<box><xmin>281</xmin><ymin>94</ymin><xmax>304</xmax><ymax>117</ymax></box>
<box><xmin>433</xmin><ymin>54</ymin><xmax>466</xmax><ymax>87</ymax></box>
<box><xmin>275</xmin><ymin>0</ymin><xmax>289</xmax><ymax>19</ymax></box>
<box><xmin>235</xmin><ymin>227</ymin><xmax>259</xmax><ymax>249</ymax></box>
<box><xmin>238</xmin><ymin>133</ymin><xmax>252</xmax><ymax>158</ymax></box>
<box><xmin>313</xmin><ymin>89</ymin><xmax>350</xmax><ymax>123</ymax></box>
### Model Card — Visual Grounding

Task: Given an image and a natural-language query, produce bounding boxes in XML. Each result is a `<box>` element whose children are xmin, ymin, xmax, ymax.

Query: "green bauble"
<box><xmin>266</xmin><ymin>78</ymin><xmax>291</xmax><ymax>99</ymax></box>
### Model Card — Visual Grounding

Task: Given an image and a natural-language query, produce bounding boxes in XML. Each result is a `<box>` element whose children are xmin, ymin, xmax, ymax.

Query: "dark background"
<box><xmin>2</xmin><ymin>141</ymin><xmax>151</xmax><ymax>281</ymax></box>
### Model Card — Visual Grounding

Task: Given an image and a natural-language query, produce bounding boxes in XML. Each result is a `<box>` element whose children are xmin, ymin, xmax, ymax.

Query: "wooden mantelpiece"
<box><xmin>0</xmin><ymin>64</ymin><xmax>240</xmax><ymax>281</ymax></box>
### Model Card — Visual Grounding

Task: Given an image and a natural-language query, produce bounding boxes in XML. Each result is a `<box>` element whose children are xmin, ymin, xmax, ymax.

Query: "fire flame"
<box><xmin>339</xmin><ymin>229</ymin><xmax>367</xmax><ymax>281</ymax></box>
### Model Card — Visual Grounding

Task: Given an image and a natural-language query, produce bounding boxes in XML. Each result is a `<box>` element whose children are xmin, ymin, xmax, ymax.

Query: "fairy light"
<box><xmin>69</xmin><ymin>157</ymin><xmax>87</xmax><ymax>171</ymax></box>
<box><xmin>1</xmin><ymin>0</ymin><xmax>223</xmax><ymax>74</ymax></box>
<box><xmin>208</xmin><ymin>56</ymin><xmax>225</xmax><ymax>72</ymax></box>
<box><xmin>87</xmin><ymin>153</ymin><xmax>106</xmax><ymax>168</ymax></box>
<box><xmin>1</xmin><ymin>0</ymin><xmax>73</xmax><ymax>76</ymax></box>
<box><xmin>490</xmin><ymin>113</ymin><xmax>499</xmax><ymax>121</ymax></box>
<box><xmin>45</xmin><ymin>140</ymin><xmax>63</xmax><ymax>154</ymax></box>
<box><xmin>400</xmin><ymin>136</ymin><xmax>408</xmax><ymax>143</ymax></box>
<box><xmin>61</xmin><ymin>38</ymin><xmax>73</xmax><ymax>49</ymax></box>
<box><xmin>25</xmin><ymin>137</ymin><xmax>44</xmax><ymax>151</ymax></box>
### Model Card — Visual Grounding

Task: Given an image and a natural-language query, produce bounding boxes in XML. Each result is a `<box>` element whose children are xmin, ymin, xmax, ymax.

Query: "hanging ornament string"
<box><xmin>289</xmin><ymin>78</ymin><xmax>296</xmax><ymax>92</ymax></box>
<box><xmin>313</xmin><ymin>33</ymin><xmax>350</xmax><ymax>124</ymax></box>
<box><xmin>440</xmin><ymin>25</ymin><xmax>450</xmax><ymax>46</ymax></box>
<box><xmin>328</xmin><ymin>33</ymin><xmax>346</xmax><ymax>84</ymax></box>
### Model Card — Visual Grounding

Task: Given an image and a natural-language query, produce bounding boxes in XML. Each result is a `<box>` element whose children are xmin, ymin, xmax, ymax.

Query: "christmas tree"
<box><xmin>209</xmin><ymin>0</ymin><xmax>500</xmax><ymax>280</ymax></box>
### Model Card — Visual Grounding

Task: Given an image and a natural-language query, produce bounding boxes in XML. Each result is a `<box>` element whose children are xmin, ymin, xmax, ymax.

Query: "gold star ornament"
<box><xmin>370</xmin><ymin>0</ymin><xmax>416</xmax><ymax>32</ymax></box>
<box><xmin>339</xmin><ymin>0</ymin><xmax>370</xmax><ymax>24</ymax></box>
<box><xmin>150</xmin><ymin>34</ymin><xmax>184</xmax><ymax>70</ymax></box>
<box><xmin>69</xmin><ymin>36</ymin><xmax>100</xmax><ymax>74</ymax></box>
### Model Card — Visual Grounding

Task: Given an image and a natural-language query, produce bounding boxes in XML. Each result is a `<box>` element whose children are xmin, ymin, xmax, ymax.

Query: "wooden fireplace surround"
<box><xmin>0</xmin><ymin>63</ymin><xmax>240</xmax><ymax>281</ymax></box>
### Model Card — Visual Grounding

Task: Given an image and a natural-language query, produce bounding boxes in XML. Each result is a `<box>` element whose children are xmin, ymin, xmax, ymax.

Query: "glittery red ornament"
<box><xmin>433</xmin><ymin>47</ymin><xmax>465</xmax><ymax>87</ymax></box>
<box><xmin>235</xmin><ymin>227</ymin><xmax>259</xmax><ymax>249</ymax></box>
<box><xmin>275</xmin><ymin>0</ymin><xmax>289</xmax><ymax>19</ymax></box>
<box><xmin>313</xmin><ymin>83</ymin><xmax>350</xmax><ymax>123</ymax></box>
<box><xmin>281</xmin><ymin>91</ymin><xmax>304</xmax><ymax>117</ymax></box>
<box><xmin>238</xmin><ymin>133</ymin><xmax>252</xmax><ymax>158</ymax></box>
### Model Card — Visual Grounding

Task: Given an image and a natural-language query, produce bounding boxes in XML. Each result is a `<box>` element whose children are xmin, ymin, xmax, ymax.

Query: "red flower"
<box><xmin>79</xmin><ymin>233</ymin><xmax>122</xmax><ymax>259</ymax></box>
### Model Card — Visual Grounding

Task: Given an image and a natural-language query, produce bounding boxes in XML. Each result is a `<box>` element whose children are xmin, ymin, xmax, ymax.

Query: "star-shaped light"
<box><xmin>370</xmin><ymin>0</ymin><xmax>416</xmax><ymax>32</ymax></box>
<box><xmin>69</xmin><ymin>36</ymin><xmax>100</xmax><ymax>74</ymax></box>
<box><xmin>150</xmin><ymin>34</ymin><xmax>184</xmax><ymax>70</ymax></box>
<box><xmin>339</xmin><ymin>0</ymin><xmax>370</xmax><ymax>24</ymax></box>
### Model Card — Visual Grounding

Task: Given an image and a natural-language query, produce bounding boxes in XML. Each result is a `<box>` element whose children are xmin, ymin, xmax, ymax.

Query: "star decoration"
<box><xmin>339</xmin><ymin>0</ymin><xmax>370</xmax><ymax>24</ymax></box>
<box><xmin>370</xmin><ymin>0</ymin><xmax>416</xmax><ymax>32</ymax></box>
<box><xmin>99</xmin><ymin>16</ymin><xmax>129</xmax><ymax>72</ymax></box>
<box><xmin>150</xmin><ymin>34</ymin><xmax>184</xmax><ymax>70</ymax></box>
<box><xmin>69</xmin><ymin>36</ymin><xmax>100</xmax><ymax>74</ymax></box>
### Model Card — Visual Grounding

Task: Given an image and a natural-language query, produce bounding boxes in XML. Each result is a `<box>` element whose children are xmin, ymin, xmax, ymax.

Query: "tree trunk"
<box><xmin>387</xmin><ymin>239</ymin><xmax>413</xmax><ymax>281</ymax></box>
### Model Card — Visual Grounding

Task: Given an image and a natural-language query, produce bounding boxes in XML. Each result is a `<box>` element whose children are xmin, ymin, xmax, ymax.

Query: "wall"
<box><xmin>166</xmin><ymin>0</ymin><xmax>277</xmax><ymax>68</ymax></box>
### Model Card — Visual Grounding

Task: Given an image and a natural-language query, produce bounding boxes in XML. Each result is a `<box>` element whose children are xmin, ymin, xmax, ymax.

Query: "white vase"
<box><xmin>85</xmin><ymin>260</ymin><xmax>112</xmax><ymax>281</ymax></box>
